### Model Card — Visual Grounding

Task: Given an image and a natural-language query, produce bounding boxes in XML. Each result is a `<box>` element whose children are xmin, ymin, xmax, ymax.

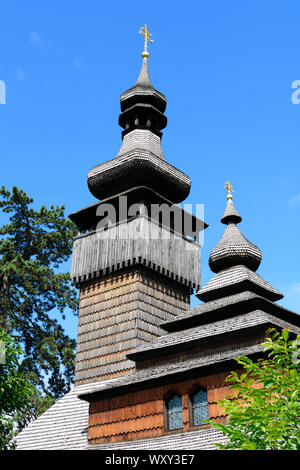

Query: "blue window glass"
<box><xmin>166</xmin><ymin>394</ymin><xmax>183</xmax><ymax>431</ymax></box>
<box><xmin>191</xmin><ymin>389</ymin><xmax>209</xmax><ymax>426</ymax></box>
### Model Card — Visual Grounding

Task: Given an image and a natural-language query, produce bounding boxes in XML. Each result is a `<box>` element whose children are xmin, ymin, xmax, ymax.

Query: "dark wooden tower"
<box><xmin>69</xmin><ymin>47</ymin><xmax>206</xmax><ymax>385</ymax></box>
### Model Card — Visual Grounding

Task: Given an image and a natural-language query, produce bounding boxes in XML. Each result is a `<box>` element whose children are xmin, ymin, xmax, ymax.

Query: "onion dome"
<box><xmin>209</xmin><ymin>182</ymin><xmax>262</xmax><ymax>274</ymax></box>
<box><xmin>196</xmin><ymin>182</ymin><xmax>283</xmax><ymax>302</ymax></box>
<box><xmin>87</xmin><ymin>27</ymin><xmax>191</xmax><ymax>203</ymax></box>
<box><xmin>119</xmin><ymin>57</ymin><xmax>167</xmax><ymax>137</ymax></box>
<box><xmin>119</xmin><ymin>24</ymin><xmax>167</xmax><ymax>120</ymax></box>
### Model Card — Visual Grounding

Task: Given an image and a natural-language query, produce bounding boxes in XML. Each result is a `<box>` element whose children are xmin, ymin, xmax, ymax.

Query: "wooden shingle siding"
<box><xmin>75</xmin><ymin>267</ymin><xmax>190</xmax><ymax>385</ymax></box>
<box><xmin>88</xmin><ymin>372</ymin><xmax>233</xmax><ymax>444</ymax></box>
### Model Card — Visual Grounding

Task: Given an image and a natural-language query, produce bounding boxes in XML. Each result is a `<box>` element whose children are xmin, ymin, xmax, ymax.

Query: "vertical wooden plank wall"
<box><xmin>70</xmin><ymin>217</ymin><xmax>201</xmax><ymax>289</ymax></box>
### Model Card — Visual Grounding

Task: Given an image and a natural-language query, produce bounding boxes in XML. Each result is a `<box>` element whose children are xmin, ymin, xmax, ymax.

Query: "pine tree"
<box><xmin>0</xmin><ymin>186</ymin><xmax>78</xmax><ymax>427</ymax></box>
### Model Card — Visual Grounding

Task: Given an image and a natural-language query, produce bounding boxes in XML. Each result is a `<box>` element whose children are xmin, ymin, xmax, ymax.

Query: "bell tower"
<box><xmin>69</xmin><ymin>28</ymin><xmax>207</xmax><ymax>385</ymax></box>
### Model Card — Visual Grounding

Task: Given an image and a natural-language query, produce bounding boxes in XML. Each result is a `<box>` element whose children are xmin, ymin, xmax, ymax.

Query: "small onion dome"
<box><xmin>221</xmin><ymin>199</ymin><xmax>242</xmax><ymax>225</ymax></box>
<box><xmin>120</xmin><ymin>58</ymin><xmax>167</xmax><ymax>114</ymax></box>
<box><xmin>118</xmin><ymin>57</ymin><xmax>168</xmax><ymax>137</ymax></box>
<box><xmin>209</xmin><ymin>199</ymin><xmax>262</xmax><ymax>274</ymax></box>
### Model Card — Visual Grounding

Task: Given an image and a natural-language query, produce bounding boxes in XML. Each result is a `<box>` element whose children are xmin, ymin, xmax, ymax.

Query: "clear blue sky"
<box><xmin>1</xmin><ymin>1</ymin><xmax>300</xmax><ymax>339</ymax></box>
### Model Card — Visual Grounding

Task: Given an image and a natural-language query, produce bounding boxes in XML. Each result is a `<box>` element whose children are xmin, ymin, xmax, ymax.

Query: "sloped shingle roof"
<box><xmin>15</xmin><ymin>382</ymin><xmax>227</xmax><ymax>450</ymax></box>
<box><xmin>15</xmin><ymin>385</ymin><xmax>89</xmax><ymax>450</ymax></box>
<box><xmin>87</xmin><ymin>428</ymin><xmax>227</xmax><ymax>450</ymax></box>
<box><xmin>197</xmin><ymin>265</ymin><xmax>283</xmax><ymax>301</ymax></box>
<box><xmin>128</xmin><ymin>311</ymin><xmax>300</xmax><ymax>361</ymax></box>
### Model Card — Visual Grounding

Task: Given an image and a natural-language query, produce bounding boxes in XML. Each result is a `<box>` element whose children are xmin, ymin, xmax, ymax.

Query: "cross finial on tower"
<box><xmin>139</xmin><ymin>25</ymin><xmax>153</xmax><ymax>59</ymax></box>
<box><xmin>225</xmin><ymin>181</ymin><xmax>233</xmax><ymax>200</ymax></box>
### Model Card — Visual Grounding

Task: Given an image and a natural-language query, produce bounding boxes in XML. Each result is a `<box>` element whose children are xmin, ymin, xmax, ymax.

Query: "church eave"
<box><xmin>87</xmin><ymin>151</ymin><xmax>191</xmax><ymax>202</ymax></box>
<box><xmin>120</xmin><ymin>86</ymin><xmax>167</xmax><ymax>113</ymax></box>
<box><xmin>118</xmin><ymin>103</ymin><xmax>167</xmax><ymax>130</ymax></box>
<box><xmin>77</xmin><ymin>344</ymin><xmax>266</xmax><ymax>403</ymax></box>
<box><xmin>196</xmin><ymin>264</ymin><xmax>283</xmax><ymax>303</ymax></box>
<box><xmin>197</xmin><ymin>278</ymin><xmax>283</xmax><ymax>303</ymax></box>
<box><xmin>69</xmin><ymin>186</ymin><xmax>208</xmax><ymax>234</ymax></box>
<box><xmin>127</xmin><ymin>311</ymin><xmax>300</xmax><ymax>362</ymax></box>
<box><xmin>161</xmin><ymin>291</ymin><xmax>300</xmax><ymax>333</ymax></box>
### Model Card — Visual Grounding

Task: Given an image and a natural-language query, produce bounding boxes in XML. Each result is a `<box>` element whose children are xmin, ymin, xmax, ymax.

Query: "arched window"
<box><xmin>189</xmin><ymin>387</ymin><xmax>209</xmax><ymax>427</ymax></box>
<box><xmin>164</xmin><ymin>393</ymin><xmax>183</xmax><ymax>431</ymax></box>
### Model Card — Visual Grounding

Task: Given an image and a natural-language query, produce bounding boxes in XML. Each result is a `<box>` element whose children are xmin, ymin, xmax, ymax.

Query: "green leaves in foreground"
<box><xmin>209</xmin><ymin>329</ymin><xmax>300</xmax><ymax>450</ymax></box>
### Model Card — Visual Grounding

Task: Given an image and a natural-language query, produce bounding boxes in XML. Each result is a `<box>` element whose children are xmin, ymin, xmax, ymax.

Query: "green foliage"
<box><xmin>13</xmin><ymin>385</ymin><xmax>56</xmax><ymax>432</ymax></box>
<box><xmin>0</xmin><ymin>331</ymin><xmax>35</xmax><ymax>450</ymax></box>
<box><xmin>0</xmin><ymin>186</ymin><xmax>79</xmax><ymax>428</ymax></box>
<box><xmin>209</xmin><ymin>329</ymin><xmax>300</xmax><ymax>450</ymax></box>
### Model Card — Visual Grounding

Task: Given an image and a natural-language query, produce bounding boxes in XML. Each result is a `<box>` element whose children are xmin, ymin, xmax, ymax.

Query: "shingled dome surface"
<box><xmin>209</xmin><ymin>199</ymin><xmax>262</xmax><ymax>273</ymax></box>
<box><xmin>87</xmin><ymin>55</ymin><xmax>191</xmax><ymax>203</ymax></box>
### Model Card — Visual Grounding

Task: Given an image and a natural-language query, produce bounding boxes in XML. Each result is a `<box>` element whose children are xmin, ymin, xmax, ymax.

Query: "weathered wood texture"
<box><xmin>75</xmin><ymin>267</ymin><xmax>190</xmax><ymax>385</ymax></box>
<box><xmin>135</xmin><ymin>332</ymin><xmax>267</xmax><ymax>370</ymax></box>
<box><xmin>70</xmin><ymin>216</ymin><xmax>201</xmax><ymax>289</ymax></box>
<box><xmin>88</xmin><ymin>372</ymin><xmax>233</xmax><ymax>444</ymax></box>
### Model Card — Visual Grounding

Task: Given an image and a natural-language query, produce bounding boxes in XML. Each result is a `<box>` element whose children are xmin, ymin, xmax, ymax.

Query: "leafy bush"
<box><xmin>209</xmin><ymin>329</ymin><xmax>300</xmax><ymax>450</ymax></box>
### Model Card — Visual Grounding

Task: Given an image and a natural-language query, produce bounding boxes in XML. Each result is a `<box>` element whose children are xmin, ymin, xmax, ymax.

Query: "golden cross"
<box><xmin>139</xmin><ymin>25</ymin><xmax>153</xmax><ymax>58</ymax></box>
<box><xmin>225</xmin><ymin>181</ymin><xmax>233</xmax><ymax>200</ymax></box>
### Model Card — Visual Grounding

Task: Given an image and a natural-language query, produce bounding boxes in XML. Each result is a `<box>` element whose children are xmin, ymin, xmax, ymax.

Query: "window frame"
<box><xmin>188</xmin><ymin>384</ymin><xmax>209</xmax><ymax>428</ymax></box>
<box><xmin>163</xmin><ymin>390</ymin><xmax>183</xmax><ymax>432</ymax></box>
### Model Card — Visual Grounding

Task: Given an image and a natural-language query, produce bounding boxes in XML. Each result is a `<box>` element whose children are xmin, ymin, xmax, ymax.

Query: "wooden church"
<box><xmin>16</xmin><ymin>28</ymin><xmax>300</xmax><ymax>450</ymax></box>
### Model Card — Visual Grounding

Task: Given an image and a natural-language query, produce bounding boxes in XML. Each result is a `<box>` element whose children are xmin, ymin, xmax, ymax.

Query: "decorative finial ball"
<box><xmin>141</xmin><ymin>51</ymin><xmax>149</xmax><ymax>59</ymax></box>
